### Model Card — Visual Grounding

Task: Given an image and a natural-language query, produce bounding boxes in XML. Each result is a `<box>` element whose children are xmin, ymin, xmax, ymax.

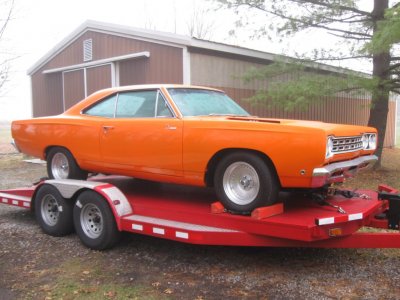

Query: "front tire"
<box><xmin>47</xmin><ymin>147</ymin><xmax>87</xmax><ymax>180</ymax></box>
<box><xmin>73</xmin><ymin>190</ymin><xmax>121</xmax><ymax>250</ymax></box>
<box><xmin>214</xmin><ymin>152</ymin><xmax>279</xmax><ymax>213</ymax></box>
<box><xmin>34</xmin><ymin>184</ymin><xmax>74</xmax><ymax>236</ymax></box>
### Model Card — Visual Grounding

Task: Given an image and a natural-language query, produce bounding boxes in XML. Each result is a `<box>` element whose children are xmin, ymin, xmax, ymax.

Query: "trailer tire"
<box><xmin>214</xmin><ymin>152</ymin><xmax>279</xmax><ymax>213</ymax></box>
<box><xmin>35</xmin><ymin>184</ymin><xmax>74</xmax><ymax>236</ymax></box>
<box><xmin>73</xmin><ymin>190</ymin><xmax>121</xmax><ymax>250</ymax></box>
<box><xmin>47</xmin><ymin>147</ymin><xmax>88</xmax><ymax>180</ymax></box>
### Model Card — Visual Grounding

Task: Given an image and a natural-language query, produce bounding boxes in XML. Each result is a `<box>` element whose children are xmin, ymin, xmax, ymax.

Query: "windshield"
<box><xmin>167</xmin><ymin>88</ymin><xmax>250</xmax><ymax>117</ymax></box>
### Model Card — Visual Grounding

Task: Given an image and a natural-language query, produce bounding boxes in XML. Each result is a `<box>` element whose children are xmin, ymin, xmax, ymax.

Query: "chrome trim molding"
<box><xmin>312</xmin><ymin>155</ymin><xmax>378</xmax><ymax>188</ymax></box>
<box><xmin>11</xmin><ymin>139</ymin><xmax>21</xmax><ymax>153</ymax></box>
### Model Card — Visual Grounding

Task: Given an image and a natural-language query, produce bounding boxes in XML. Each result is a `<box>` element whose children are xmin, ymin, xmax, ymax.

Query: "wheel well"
<box><xmin>44</xmin><ymin>145</ymin><xmax>63</xmax><ymax>160</ymax></box>
<box><xmin>205</xmin><ymin>148</ymin><xmax>281</xmax><ymax>188</ymax></box>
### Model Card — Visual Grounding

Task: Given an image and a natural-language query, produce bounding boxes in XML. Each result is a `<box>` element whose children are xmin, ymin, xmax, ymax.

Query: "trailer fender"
<box><xmin>42</xmin><ymin>179</ymin><xmax>133</xmax><ymax>230</ymax></box>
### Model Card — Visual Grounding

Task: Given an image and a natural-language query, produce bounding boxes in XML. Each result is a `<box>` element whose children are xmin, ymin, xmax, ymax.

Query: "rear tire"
<box><xmin>214</xmin><ymin>152</ymin><xmax>279</xmax><ymax>213</ymax></box>
<box><xmin>34</xmin><ymin>184</ymin><xmax>74</xmax><ymax>236</ymax></box>
<box><xmin>73</xmin><ymin>190</ymin><xmax>121</xmax><ymax>250</ymax></box>
<box><xmin>47</xmin><ymin>147</ymin><xmax>87</xmax><ymax>180</ymax></box>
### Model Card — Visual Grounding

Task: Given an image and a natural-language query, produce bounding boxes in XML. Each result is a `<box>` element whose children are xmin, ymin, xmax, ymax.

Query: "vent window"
<box><xmin>83</xmin><ymin>39</ymin><xmax>93</xmax><ymax>62</ymax></box>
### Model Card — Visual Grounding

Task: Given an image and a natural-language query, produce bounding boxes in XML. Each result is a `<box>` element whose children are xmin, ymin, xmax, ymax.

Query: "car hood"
<box><xmin>189</xmin><ymin>116</ymin><xmax>376</xmax><ymax>137</ymax></box>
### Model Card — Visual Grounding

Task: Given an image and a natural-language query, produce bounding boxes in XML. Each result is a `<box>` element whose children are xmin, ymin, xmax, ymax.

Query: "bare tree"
<box><xmin>186</xmin><ymin>3</ymin><xmax>216</xmax><ymax>40</ymax></box>
<box><xmin>0</xmin><ymin>0</ymin><xmax>14</xmax><ymax>94</ymax></box>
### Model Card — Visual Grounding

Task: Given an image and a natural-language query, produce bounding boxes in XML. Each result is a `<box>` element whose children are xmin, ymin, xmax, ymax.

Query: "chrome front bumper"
<box><xmin>311</xmin><ymin>155</ymin><xmax>378</xmax><ymax>188</ymax></box>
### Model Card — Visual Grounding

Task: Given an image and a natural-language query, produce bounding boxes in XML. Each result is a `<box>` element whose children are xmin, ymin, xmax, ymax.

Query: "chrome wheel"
<box><xmin>222</xmin><ymin>161</ymin><xmax>260</xmax><ymax>205</ymax></box>
<box><xmin>40</xmin><ymin>194</ymin><xmax>60</xmax><ymax>226</ymax></box>
<box><xmin>51</xmin><ymin>152</ymin><xmax>69</xmax><ymax>179</ymax></box>
<box><xmin>80</xmin><ymin>203</ymin><xmax>103</xmax><ymax>239</ymax></box>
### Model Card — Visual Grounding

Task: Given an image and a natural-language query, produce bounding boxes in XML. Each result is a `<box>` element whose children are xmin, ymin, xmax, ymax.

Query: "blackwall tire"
<box><xmin>73</xmin><ymin>190</ymin><xmax>121</xmax><ymax>250</ymax></box>
<box><xmin>46</xmin><ymin>147</ymin><xmax>88</xmax><ymax>180</ymax></box>
<box><xmin>34</xmin><ymin>184</ymin><xmax>74</xmax><ymax>236</ymax></box>
<box><xmin>214</xmin><ymin>152</ymin><xmax>279</xmax><ymax>213</ymax></box>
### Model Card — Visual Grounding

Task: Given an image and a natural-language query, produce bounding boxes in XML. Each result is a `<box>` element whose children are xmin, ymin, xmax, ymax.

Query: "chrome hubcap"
<box><xmin>51</xmin><ymin>152</ymin><xmax>69</xmax><ymax>179</ymax></box>
<box><xmin>80</xmin><ymin>203</ymin><xmax>103</xmax><ymax>239</ymax></box>
<box><xmin>222</xmin><ymin>162</ymin><xmax>260</xmax><ymax>205</ymax></box>
<box><xmin>41</xmin><ymin>194</ymin><xmax>59</xmax><ymax>226</ymax></box>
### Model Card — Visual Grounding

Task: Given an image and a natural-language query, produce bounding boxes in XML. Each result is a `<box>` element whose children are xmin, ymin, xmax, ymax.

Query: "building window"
<box><xmin>83</xmin><ymin>39</ymin><xmax>93</xmax><ymax>62</ymax></box>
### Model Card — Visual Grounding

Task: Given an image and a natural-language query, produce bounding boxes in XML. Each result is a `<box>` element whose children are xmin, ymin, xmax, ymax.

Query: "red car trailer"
<box><xmin>0</xmin><ymin>176</ymin><xmax>399</xmax><ymax>250</ymax></box>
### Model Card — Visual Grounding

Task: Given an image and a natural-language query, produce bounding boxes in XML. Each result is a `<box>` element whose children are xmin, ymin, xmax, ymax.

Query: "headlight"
<box><xmin>326</xmin><ymin>136</ymin><xmax>334</xmax><ymax>158</ymax></box>
<box><xmin>362</xmin><ymin>133</ymin><xmax>377</xmax><ymax>150</ymax></box>
<box><xmin>368</xmin><ymin>134</ymin><xmax>377</xmax><ymax>150</ymax></box>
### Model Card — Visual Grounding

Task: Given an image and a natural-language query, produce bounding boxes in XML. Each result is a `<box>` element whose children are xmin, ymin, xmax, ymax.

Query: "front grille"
<box><xmin>332</xmin><ymin>136</ymin><xmax>363</xmax><ymax>153</ymax></box>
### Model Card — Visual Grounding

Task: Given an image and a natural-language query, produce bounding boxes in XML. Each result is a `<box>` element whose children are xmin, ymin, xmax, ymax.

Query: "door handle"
<box><xmin>165</xmin><ymin>125</ymin><xmax>177</xmax><ymax>130</ymax></box>
<box><xmin>103</xmin><ymin>125</ymin><xmax>114</xmax><ymax>133</ymax></box>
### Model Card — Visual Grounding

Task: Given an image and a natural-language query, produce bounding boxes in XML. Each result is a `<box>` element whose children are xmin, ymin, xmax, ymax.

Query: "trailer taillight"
<box><xmin>329</xmin><ymin>228</ymin><xmax>342</xmax><ymax>237</ymax></box>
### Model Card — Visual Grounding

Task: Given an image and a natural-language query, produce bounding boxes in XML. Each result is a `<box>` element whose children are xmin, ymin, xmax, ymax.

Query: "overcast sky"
<box><xmin>0</xmin><ymin>0</ymin><xmax>374</xmax><ymax>121</ymax></box>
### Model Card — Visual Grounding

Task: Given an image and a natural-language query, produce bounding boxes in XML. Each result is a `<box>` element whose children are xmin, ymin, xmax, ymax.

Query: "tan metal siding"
<box><xmin>386</xmin><ymin>100</ymin><xmax>396</xmax><ymax>148</ymax></box>
<box><xmin>63</xmin><ymin>70</ymin><xmax>85</xmax><ymax>110</ymax></box>
<box><xmin>86</xmin><ymin>64</ymin><xmax>112</xmax><ymax>96</ymax></box>
<box><xmin>31</xmin><ymin>72</ymin><xmax>63</xmax><ymax>117</ymax></box>
<box><xmin>190</xmin><ymin>52</ymin><xmax>269</xmax><ymax>91</ymax></box>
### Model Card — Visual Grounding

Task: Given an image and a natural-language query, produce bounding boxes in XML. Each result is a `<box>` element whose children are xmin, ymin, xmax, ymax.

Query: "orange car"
<box><xmin>12</xmin><ymin>84</ymin><xmax>378</xmax><ymax>212</ymax></box>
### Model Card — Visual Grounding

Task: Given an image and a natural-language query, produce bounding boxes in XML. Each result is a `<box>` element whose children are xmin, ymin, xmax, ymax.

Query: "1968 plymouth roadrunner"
<box><xmin>12</xmin><ymin>84</ymin><xmax>378</xmax><ymax>212</ymax></box>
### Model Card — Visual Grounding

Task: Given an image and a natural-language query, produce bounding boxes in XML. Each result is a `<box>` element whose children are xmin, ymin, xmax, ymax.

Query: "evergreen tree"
<box><xmin>218</xmin><ymin>0</ymin><xmax>400</xmax><ymax>167</ymax></box>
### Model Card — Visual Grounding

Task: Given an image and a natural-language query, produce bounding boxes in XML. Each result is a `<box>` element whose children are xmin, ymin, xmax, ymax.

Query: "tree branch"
<box><xmin>386</xmin><ymin>78</ymin><xmax>400</xmax><ymax>85</ymax></box>
<box><xmin>311</xmin><ymin>55</ymin><xmax>372</xmax><ymax>61</ymax></box>
<box><xmin>327</xmin><ymin>32</ymin><xmax>371</xmax><ymax>40</ymax></box>
<box><xmin>387</xmin><ymin>63</ymin><xmax>400</xmax><ymax>71</ymax></box>
<box><xmin>290</xmin><ymin>0</ymin><xmax>372</xmax><ymax>17</ymax></box>
<box><xmin>0</xmin><ymin>0</ymin><xmax>14</xmax><ymax>41</ymax></box>
<box><xmin>247</xmin><ymin>3</ymin><xmax>372</xmax><ymax>37</ymax></box>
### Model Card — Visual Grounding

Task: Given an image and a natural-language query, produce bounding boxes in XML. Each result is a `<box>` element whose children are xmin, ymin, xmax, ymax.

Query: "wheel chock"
<box><xmin>211</xmin><ymin>202</ymin><xmax>225</xmax><ymax>214</ymax></box>
<box><xmin>251</xmin><ymin>203</ymin><xmax>284</xmax><ymax>220</ymax></box>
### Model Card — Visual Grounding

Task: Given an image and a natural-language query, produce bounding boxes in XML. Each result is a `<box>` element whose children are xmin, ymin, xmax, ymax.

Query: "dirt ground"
<box><xmin>1</xmin><ymin>135</ymin><xmax>400</xmax><ymax>298</ymax></box>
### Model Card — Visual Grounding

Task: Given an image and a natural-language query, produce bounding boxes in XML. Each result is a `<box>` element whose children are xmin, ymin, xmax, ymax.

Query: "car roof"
<box><xmin>95</xmin><ymin>84</ymin><xmax>224</xmax><ymax>94</ymax></box>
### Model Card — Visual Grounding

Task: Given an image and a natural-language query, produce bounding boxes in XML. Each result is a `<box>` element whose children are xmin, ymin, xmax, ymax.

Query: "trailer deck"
<box><xmin>1</xmin><ymin>176</ymin><xmax>400</xmax><ymax>249</ymax></box>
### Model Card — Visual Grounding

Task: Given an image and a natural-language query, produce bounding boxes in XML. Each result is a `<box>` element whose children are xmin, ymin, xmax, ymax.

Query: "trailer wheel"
<box><xmin>35</xmin><ymin>184</ymin><xmax>74</xmax><ymax>236</ymax></box>
<box><xmin>73</xmin><ymin>190</ymin><xmax>121</xmax><ymax>250</ymax></box>
<box><xmin>214</xmin><ymin>152</ymin><xmax>279</xmax><ymax>213</ymax></box>
<box><xmin>47</xmin><ymin>147</ymin><xmax>88</xmax><ymax>180</ymax></box>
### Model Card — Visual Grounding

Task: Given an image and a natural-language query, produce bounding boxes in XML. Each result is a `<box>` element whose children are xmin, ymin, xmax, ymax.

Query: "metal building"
<box><xmin>28</xmin><ymin>20</ymin><xmax>397</xmax><ymax>147</ymax></box>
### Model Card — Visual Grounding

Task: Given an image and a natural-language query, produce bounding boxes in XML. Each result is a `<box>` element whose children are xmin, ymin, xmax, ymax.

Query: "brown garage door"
<box><xmin>63</xmin><ymin>69</ymin><xmax>85</xmax><ymax>110</ymax></box>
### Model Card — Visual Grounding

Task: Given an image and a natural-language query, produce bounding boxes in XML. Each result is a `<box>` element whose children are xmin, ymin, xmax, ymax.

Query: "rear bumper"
<box><xmin>311</xmin><ymin>155</ymin><xmax>378</xmax><ymax>188</ymax></box>
<box><xmin>11</xmin><ymin>139</ymin><xmax>21</xmax><ymax>153</ymax></box>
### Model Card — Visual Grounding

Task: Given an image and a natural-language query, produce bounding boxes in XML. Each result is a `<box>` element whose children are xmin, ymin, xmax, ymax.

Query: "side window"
<box><xmin>116</xmin><ymin>90</ymin><xmax>157</xmax><ymax>118</ymax></box>
<box><xmin>84</xmin><ymin>94</ymin><xmax>117</xmax><ymax>118</ymax></box>
<box><xmin>156</xmin><ymin>93</ymin><xmax>173</xmax><ymax>118</ymax></box>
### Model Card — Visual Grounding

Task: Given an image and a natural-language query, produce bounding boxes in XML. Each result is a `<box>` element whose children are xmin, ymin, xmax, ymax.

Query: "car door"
<box><xmin>99</xmin><ymin>89</ymin><xmax>183</xmax><ymax>178</ymax></box>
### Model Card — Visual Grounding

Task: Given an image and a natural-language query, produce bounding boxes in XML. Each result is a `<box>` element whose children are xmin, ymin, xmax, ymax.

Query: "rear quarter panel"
<box><xmin>12</xmin><ymin>116</ymin><xmax>101</xmax><ymax>170</ymax></box>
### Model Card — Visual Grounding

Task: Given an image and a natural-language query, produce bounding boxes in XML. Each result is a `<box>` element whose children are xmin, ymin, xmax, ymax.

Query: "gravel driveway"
<box><xmin>1</xmin><ymin>155</ymin><xmax>400</xmax><ymax>299</ymax></box>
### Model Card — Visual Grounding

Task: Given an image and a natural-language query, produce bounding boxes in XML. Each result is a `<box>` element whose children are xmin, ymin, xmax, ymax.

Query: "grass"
<box><xmin>34</xmin><ymin>257</ymin><xmax>164</xmax><ymax>300</ymax></box>
<box><xmin>343</xmin><ymin>148</ymin><xmax>400</xmax><ymax>191</ymax></box>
